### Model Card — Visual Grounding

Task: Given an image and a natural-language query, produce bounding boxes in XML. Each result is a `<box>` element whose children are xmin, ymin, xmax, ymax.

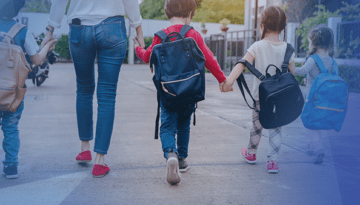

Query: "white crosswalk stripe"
<box><xmin>0</xmin><ymin>172</ymin><xmax>87</xmax><ymax>205</ymax></box>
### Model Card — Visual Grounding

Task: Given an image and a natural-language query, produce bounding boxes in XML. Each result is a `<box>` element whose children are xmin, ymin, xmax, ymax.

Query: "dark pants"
<box><xmin>160</xmin><ymin>103</ymin><xmax>195</xmax><ymax>159</ymax></box>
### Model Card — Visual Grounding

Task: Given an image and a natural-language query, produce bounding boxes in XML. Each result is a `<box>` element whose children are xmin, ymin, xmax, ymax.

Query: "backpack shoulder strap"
<box><xmin>332</xmin><ymin>58</ymin><xmax>339</xmax><ymax>75</ymax></box>
<box><xmin>179</xmin><ymin>25</ymin><xmax>193</xmax><ymax>38</ymax></box>
<box><xmin>155</xmin><ymin>30</ymin><xmax>167</xmax><ymax>42</ymax></box>
<box><xmin>7</xmin><ymin>23</ymin><xmax>26</xmax><ymax>40</ymax></box>
<box><xmin>281</xmin><ymin>43</ymin><xmax>295</xmax><ymax>72</ymax></box>
<box><xmin>309</xmin><ymin>54</ymin><xmax>328</xmax><ymax>73</ymax></box>
<box><xmin>154</xmin><ymin>93</ymin><xmax>161</xmax><ymax>139</ymax></box>
<box><xmin>236</xmin><ymin>73</ymin><xmax>259</xmax><ymax>112</ymax></box>
<box><xmin>235</xmin><ymin>60</ymin><xmax>266</xmax><ymax>81</ymax></box>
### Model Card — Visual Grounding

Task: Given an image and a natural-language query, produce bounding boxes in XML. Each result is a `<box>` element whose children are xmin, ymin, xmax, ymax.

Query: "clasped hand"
<box><xmin>219</xmin><ymin>79</ymin><xmax>234</xmax><ymax>92</ymax></box>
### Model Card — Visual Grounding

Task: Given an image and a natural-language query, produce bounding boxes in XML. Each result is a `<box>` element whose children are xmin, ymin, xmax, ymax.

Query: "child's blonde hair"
<box><xmin>260</xmin><ymin>6</ymin><xmax>287</xmax><ymax>40</ymax></box>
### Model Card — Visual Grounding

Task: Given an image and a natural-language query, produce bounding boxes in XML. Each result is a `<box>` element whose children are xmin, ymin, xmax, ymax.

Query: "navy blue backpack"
<box><xmin>301</xmin><ymin>54</ymin><xmax>349</xmax><ymax>131</ymax></box>
<box><xmin>150</xmin><ymin>25</ymin><xmax>206</xmax><ymax>139</ymax></box>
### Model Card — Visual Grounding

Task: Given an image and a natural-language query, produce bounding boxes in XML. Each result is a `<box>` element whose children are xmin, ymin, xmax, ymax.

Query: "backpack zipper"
<box><xmin>315</xmin><ymin>106</ymin><xmax>344</xmax><ymax>112</ymax></box>
<box><xmin>161</xmin><ymin>72</ymin><xmax>200</xmax><ymax>96</ymax></box>
<box><xmin>265</xmin><ymin>85</ymin><xmax>294</xmax><ymax>103</ymax></box>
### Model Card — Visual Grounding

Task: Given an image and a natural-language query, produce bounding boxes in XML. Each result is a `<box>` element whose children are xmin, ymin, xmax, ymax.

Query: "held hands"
<box><xmin>41</xmin><ymin>27</ymin><xmax>55</xmax><ymax>49</ymax></box>
<box><xmin>133</xmin><ymin>36</ymin><xmax>145</xmax><ymax>48</ymax></box>
<box><xmin>42</xmin><ymin>39</ymin><xmax>58</xmax><ymax>53</ymax></box>
<box><xmin>219</xmin><ymin>78</ymin><xmax>234</xmax><ymax>92</ymax></box>
<box><xmin>222</xmin><ymin>79</ymin><xmax>234</xmax><ymax>92</ymax></box>
<box><xmin>137</xmin><ymin>35</ymin><xmax>145</xmax><ymax>48</ymax></box>
<box><xmin>133</xmin><ymin>36</ymin><xmax>140</xmax><ymax>50</ymax></box>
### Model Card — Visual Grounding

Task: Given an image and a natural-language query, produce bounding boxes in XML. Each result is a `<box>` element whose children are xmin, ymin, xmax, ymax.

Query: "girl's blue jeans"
<box><xmin>160</xmin><ymin>103</ymin><xmax>195</xmax><ymax>159</ymax></box>
<box><xmin>69</xmin><ymin>16</ymin><xmax>127</xmax><ymax>154</ymax></box>
<box><xmin>1</xmin><ymin>101</ymin><xmax>24</xmax><ymax>166</ymax></box>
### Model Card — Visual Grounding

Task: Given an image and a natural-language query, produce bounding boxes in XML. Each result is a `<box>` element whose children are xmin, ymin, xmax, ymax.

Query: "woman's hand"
<box><xmin>41</xmin><ymin>26</ymin><xmax>55</xmax><ymax>49</ymax></box>
<box><xmin>133</xmin><ymin>37</ymin><xmax>140</xmax><ymax>50</ymax></box>
<box><xmin>135</xmin><ymin>26</ymin><xmax>145</xmax><ymax>48</ymax></box>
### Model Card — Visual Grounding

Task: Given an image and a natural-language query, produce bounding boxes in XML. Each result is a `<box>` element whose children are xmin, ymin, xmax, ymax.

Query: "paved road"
<box><xmin>0</xmin><ymin>63</ymin><xmax>359</xmax><ymax>205</ymax></box>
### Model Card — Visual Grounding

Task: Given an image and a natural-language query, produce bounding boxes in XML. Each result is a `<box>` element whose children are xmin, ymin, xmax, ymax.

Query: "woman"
<box><xmin>42</xmin><ymin>0</ymin><xmax>145</xmax><ymax>177</ymax></box>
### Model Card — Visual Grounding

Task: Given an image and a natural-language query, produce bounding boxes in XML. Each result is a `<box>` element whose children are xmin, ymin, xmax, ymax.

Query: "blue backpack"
<box><xmin>301</xmin><ymin>54</ymin><xmax>349</xmax><ymax>132</ymax></box>
<box><xmin>150</xmin><ymin>25</ymin><xmax>206</xmax><ymax>139</ymax></box>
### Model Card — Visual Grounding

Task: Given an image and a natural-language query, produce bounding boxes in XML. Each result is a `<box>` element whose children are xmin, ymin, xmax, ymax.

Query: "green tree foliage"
<box><xmin>54</xmin><ymin>35</ymin><xmax>71</xmax><ymax>60</ymax></box>
<box><xmin>338</xmin><ymin>2</ymin><xmax>360</xmax><ymax>22</ymax></box>
<box><xmin>140</xmin><ymin>0</ymin><xmax>244</xmax><ymax>24</ymax></box>
<box><xmin>285</xmin><ymin>0</ymin><xmax>318</xmax><ymax>23</ymax></box>
<box><xmin>21</xmin><ymin>0</ymin><xmax>71</xmax><ymax>13</ymax></box>
<box><xmin>22</xmin><ymin>0</ymin><xmax>51</xmax><ymax>13</ymax></box>
<box><xmin>296</xmin><ymin>2</ymin><xmax>360</xmax><ymax>59</ymax></box>
<box><xmin>193</xmin><ymin>0</ymin><xmax>244</xmax><ymax>24</ymax></box>
<box><xmin>140</xmin><ymin>0</ymin><xmax>167</xmax><ymax>20</ymax></box>
<box><xmin>296</xmin><ymin>5</ymin><xmax>340</xmax><ymax>52</ymax></box>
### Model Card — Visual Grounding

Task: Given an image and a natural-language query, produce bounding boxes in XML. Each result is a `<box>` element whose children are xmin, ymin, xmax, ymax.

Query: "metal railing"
<box><xmin>205</xmin><ymin>29</ymin><xmax>261</xmax><ymax>70</ymax></box>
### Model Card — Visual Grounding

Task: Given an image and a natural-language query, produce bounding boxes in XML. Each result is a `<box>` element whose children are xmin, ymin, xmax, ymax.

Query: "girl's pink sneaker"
<box><xmin>267</xmin><ymin>161</ymin><xmax>279</xmax><ymax>173</ymax></box>
<box><xmin>76</xmin><ymin>150</ymin><xmax>92</xmax><ymax>162</ymax></box>
<box><xmin>92</xmin><ymin>164</ymin><xmax>110</xmax><ymax>178</ymax></box>
<box><xmin>241</xmin><ymin>148</ymin><xmax>257</xmax><ymax>163</ymax></box>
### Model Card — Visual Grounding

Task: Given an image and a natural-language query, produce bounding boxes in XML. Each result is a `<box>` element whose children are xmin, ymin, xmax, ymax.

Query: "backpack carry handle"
<box><xmin>265</xmin><ymin>64</ymin><xmax>281</xmax><ymax>78</ymax></box>
<box><xmin>160</xmin><ymin>32</ymin><xmax>190</xmax><ymax>62</ymax></box>
<box><xmin>163</xmin><ymin>32</ymin><xmax>182</xmax><ymax>42</ymax></box>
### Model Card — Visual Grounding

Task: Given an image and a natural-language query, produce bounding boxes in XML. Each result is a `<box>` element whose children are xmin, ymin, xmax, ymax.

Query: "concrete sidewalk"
<box><xmin>0</xmin><ymin>63</ymin><xmax>359</xmax><ymax>205</ymax></box>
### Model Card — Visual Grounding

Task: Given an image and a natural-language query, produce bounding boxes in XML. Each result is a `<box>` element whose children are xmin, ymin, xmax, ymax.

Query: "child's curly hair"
<box><xmin>308</xmin><ymin>25</ymin><xmax>335</xmax><ymax>57</ymax></box>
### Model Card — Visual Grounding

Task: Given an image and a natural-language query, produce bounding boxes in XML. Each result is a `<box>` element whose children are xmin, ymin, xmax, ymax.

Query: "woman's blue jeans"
<box><xmin>69</xmin><ymin>16</ymin><xmax>127</xmax><ymax>155</ymax></box>
<box><xmin>160</xmin><ymin>103</ymin><xmax>195</xmax><ymax>159</ymax></box>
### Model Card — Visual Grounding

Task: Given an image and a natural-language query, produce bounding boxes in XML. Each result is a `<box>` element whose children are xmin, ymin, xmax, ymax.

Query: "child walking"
<box><xmin>0</xmin><ymin>0</ymin><xmax>57</xmax><ymax>179</ymax></box>
<box><xmin>134</xmin><ymin>0</ymin><xmax>227</xmax><ymax>184</ymax></box>
<box><xmin>294</xmin><ymin>26</ymin><xmax>336</xmax><ymax>164</ymax></box>
<box><xmin>223</xmin><ymin>6</ymin><xmax>296</xmax><ymax>173</ymax></box>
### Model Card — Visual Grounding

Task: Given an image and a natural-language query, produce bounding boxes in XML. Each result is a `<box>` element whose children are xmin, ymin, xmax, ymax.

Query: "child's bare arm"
<box><xmin>223</xmin><ymin>52</ymin><xmax>254</xmax><ymax>92</ymax></box>
<box><xmin>288</xmin><ymin>61</ymin><xmax>296</xmax><ymax>74</ymax></box>
<box><xmin>30</xmin><ymin>39</ymin><xmax>57</xmax><ymax>66</ymax></box>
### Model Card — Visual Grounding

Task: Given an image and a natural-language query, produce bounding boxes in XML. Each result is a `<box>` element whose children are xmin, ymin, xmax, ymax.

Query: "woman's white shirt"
<box><xmin>48</xmin><ymin>0</ymin><xmax>142</xmax><ymax>28</ymax></box>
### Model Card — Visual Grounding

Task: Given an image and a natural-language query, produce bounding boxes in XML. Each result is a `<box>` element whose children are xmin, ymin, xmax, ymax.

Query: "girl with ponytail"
<box><xmin>222</xmin><ymin>6</ymin><xmax>296</xmax><ymax>173</ymax></box>
<box><xmin>294</xmin><ymin>26</ymin><xmax>336</xmax><ymax>164</ymax></box>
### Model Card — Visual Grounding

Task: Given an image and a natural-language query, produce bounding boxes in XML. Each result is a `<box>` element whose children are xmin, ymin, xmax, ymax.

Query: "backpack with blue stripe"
<box><xmin>301</xmin><ymin>54</ymin><xmax>349</xmax><ymax>132</ymax></box>
<box><xmin>150</xmin><ymin>25</ymin><xmax>206</xmax><ymax>139</ymax></box>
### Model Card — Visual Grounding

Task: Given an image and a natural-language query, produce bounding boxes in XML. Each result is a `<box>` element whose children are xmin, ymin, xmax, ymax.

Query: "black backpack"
<box><xmin>235</xmin><ymin>44</ymin><xmax>304</xmax><ymax>129</ymax></box>
<box><xmin>150</xmin><ymin>25</ymin><xmax>206</xmax><ymax>139</ymax></box>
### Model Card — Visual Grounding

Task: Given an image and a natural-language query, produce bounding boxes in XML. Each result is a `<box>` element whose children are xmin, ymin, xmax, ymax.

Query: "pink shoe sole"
<box><xmin>92</xmin><ymin>164</ymin><xmax>110</xmax><ymax>178</ymax></box>
<box><xmin>241</xmin><ymin>148</ymin><xmax>257</xmax><ymax>164</ymax></box>
<box><xmin>76</xmin><ymin>150</ymin><xmax>92</xmax><ymax>163</ymax></box>
<box><xmin>267</xmin><ymin>161</ymin><xmax>279</xmax><ymax>173</ymax></box>
<box><xmin>76</xmin><ymin>160</ymin><xmax>92</xmax><ymax>163</ymax></box>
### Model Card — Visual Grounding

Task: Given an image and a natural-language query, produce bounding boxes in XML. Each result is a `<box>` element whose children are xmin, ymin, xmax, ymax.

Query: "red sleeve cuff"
<box><xmin>217</xmin><ymin>75</ymin><xmax>226</xmax><ymax>83</ymax></box>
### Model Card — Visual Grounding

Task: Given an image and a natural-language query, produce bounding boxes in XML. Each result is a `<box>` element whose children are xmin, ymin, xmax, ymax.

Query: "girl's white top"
<box><xmin>48</xmin><ymin>0</ymin><xmax>142</xmax><ymax>28</ymax></box>
<box><xmin>247</xmin><ymin>39</ymin><xmax>295</xmax><ymax>101</ymax></box>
